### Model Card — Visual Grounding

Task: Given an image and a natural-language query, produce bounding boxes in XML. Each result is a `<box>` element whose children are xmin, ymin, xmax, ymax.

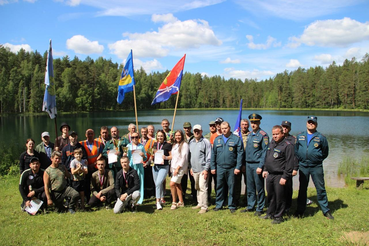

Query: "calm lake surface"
<box><xmin>1</xmin><ymin>109</ymin><xmax>369</xmax><ymax>188</ymax></box>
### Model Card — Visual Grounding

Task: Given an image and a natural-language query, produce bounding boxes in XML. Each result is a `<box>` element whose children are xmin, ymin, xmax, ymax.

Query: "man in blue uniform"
<box><xmin>241</xmin><ymin>113</ymin><xmax>269</xmax><ymax>216</ymax></box>
<box><xmin>294</xmin><ymin>116</ymin><xmax>334</xmax><ymax>219</ymax></box>
<box><xmin>211</xmin><ymin>121</ymin><xmax>244</xmax><ymax>213</ymax></box>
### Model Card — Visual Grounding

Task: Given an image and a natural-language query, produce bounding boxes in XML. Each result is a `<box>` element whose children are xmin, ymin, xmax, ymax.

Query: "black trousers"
<box><xmin>181</xmin><ymin>172</ymin><xmax>197</xmax><ymax>202</ymax></box>
<box><xmin>265</xmin><ymin>174</ymin><xmax>286</xmax><ymax>218</ymax></box>
<box><xmin>88</xmin><ymin>189</ymin><xmax>116</xmax><ymax>207</ymax></box>
<box><xmin>144</xmin><ymin>165</ymin><xmax>155</xmax><ymax>198</ymax></box>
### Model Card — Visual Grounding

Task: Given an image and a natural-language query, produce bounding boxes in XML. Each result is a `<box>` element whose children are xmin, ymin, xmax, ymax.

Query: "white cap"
<box><xmin>41</xmin><ymin>131</ymin><xmax>50</xmax><ymax>138</ymax></box>
<box><xmin>193</xmin><ymin>124</ymin><xmax>202</xmax><ymax>131</ymax></box>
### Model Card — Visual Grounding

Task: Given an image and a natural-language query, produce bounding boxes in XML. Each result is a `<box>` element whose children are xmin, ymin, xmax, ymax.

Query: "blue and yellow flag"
<box><xmin>42</xmin><ymin>39</ymin><xmax>57</xmax><ymax>119</ymax></box>
<box><xmin>117</xmin><ymin>50</ymin><xmax>135</xmax><ymax>104</ymax></box>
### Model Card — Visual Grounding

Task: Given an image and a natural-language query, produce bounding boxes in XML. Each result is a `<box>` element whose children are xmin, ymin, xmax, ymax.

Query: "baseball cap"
<box><xmin>193</xmin><ymin>124</ymin><xmax>202</xmax><ymax>131</ymax></box>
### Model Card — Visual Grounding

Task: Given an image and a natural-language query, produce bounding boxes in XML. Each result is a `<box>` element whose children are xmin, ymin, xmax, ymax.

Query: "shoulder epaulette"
<box><xmin>260</xmin><ymin>130</ymin><xmax>267</xmax><ymax>136</ymax></box>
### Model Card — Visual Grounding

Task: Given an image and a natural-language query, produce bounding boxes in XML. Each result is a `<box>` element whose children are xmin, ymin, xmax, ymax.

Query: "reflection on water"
<box><xmin>1</xmin><ymin>110</ymin><xmax>369</xmax><ymax>188</ymax></box>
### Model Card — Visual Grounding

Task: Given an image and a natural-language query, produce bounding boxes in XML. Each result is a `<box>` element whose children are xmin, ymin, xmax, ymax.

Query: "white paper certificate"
<box><xmin>154</xmin><ymin>150</ymin><xmax>164</xmax><ymax>165</ymax></box>
<box><xmin>132</xmin><ymin>150</ymin><xmax>143</xmax><ymax>164</ymax></box>
<box><xmin>25</xmin><ymin>198</ymin><xmax>43</xmax><ymax>215</ymax></box>
<box><xmin>108</xmin><ymin>149</ymin><xmax>118</xmax><ymax>164</ymax></box>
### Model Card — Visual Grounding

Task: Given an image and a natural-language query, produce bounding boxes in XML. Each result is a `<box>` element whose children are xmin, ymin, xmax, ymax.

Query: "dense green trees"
<box><xmin>0</xmin><ymin>45</ymin><xmax>368</xmax><ymax>114</ymax></box>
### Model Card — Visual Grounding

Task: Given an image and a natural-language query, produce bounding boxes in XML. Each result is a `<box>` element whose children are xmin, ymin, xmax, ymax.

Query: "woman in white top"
<box><xmin>170</xmin><ymin>130</ymin><xmax>189</xmax><ymax>209</ymax></box>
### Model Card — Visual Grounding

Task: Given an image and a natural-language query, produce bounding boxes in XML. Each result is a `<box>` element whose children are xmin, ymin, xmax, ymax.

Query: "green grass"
<box><xmin>1</xmin><ymin>176</ymin><xmax>368</xmax><ymax>246</ymax></box>
<box><xmin>338</xmin><ymin>156</ymin><xmax>369</xmax><ymax>186</ymax></box>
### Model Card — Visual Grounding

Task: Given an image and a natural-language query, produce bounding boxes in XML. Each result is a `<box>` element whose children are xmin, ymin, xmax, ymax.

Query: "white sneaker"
<box><xmin>156</xmin><ymin>202</ymin><xmax>162</xmax><ymax>210</ymax></box>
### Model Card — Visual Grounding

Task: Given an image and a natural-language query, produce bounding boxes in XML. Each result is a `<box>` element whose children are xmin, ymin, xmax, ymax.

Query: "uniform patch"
<box><xmin>229</xmin><ymin>147</ymin><xmax>233</xmax><ymax>151</ymax></box>
<box><xmin>28</xmin><ymin>175</ymin><xmax>34</xmax><ymax>180</ymax></box>
<box><xmin>314</xmin><ymin>143</ymin><xmax>319</xmax><ymax>147</ymax></box>
<box><xmin>273</xmin><ymin>152</ymin><xmax>278</xmax><ymax>158</ymax></box>
<box><xmin>253</xmin><ymin>143</ymin><xmax>258</xmax><ymax>148</ymax></box>
<box><xmin>264</xmin><ymin>136</ymin><xmax>269</xmax><ymax>145</ymax></box>
<box><xmin>298</xmin><ymin>136</ymin><xmax>305</xmax><ymax>141</ymax></box>
<box><xmin>274</xmin><ymin>148</ymin><xmax>281</xmax><ymax>153</ymax></box>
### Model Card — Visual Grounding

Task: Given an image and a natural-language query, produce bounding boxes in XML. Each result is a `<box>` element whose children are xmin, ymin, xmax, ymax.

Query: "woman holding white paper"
<box><xmin>151</xmin><ymin>130</ymin><xmax>172</xmax><ymax>210</ymax></box>
<box><xmin>170</xmin><ymin>130</ymin><xmax>188</xmax><ymax>209</ymax></box>
<box><xmin>126</xmin><ymin>132</ymin><xmax>147</xmax><ymax>205</ymax></box>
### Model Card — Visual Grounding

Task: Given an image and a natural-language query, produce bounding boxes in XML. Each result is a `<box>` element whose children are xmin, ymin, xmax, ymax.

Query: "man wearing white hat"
<box><xmin>189</xmin><ymin>124</ymin><xmax>212</xmax><ymax>214</ymax></box>
<box><xmin>35</xmin><ymin>131</ymin><xmax>54</xmax><ymax>169</ymax></box>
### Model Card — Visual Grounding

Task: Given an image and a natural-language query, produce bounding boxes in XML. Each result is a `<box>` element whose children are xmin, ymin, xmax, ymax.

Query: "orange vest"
<box><xmin>143</xmin><ymin>138</ymin><xmax>156</xmax><ymax>164</ymax></box>
<box><xmin>80</xmin><ymin>140</ymin><xmax>102</xmax><ymax>166</ymax></box>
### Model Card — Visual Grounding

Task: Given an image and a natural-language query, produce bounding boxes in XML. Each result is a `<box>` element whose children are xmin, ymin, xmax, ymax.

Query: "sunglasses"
<box><xmin>131</xmin><ymin>136</ymin><xmax>139</xmax><ymax>139</ymax></box>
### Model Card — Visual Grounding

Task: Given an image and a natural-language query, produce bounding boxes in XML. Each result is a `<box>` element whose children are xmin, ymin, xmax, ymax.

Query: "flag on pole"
<box><xmin>233</xmin><ymin>99</ymin><xmax>243</xmax><ymax>141</ymax></box>
<box><xmin>42</xmin><ymin>39</ymin><xmax>57</xmax><ymax>119</ymax></box>
<box><xmin>117</xmin><ymin>50</ymin><xmax>135</xmax><ymax>104</ymax></box>
<box><xmin>151</xmin><ymin>54</ymin><xmax>186</xmax><ymax>105</ymax></box>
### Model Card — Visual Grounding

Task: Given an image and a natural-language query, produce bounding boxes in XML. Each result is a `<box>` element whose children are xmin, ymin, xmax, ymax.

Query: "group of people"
<box><xmin>19</xmin><ymin>115</ymin><xmax>334</xmax><ymax>223</ymax></box>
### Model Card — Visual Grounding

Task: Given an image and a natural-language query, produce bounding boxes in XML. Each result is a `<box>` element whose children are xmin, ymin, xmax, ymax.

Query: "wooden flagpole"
<box><xmin>171</xmin><ymin>90</ymin><xmax>180</xmax><ymax>133</ymax></box>
<box><xmin>133</xmin><ymin>85</ymin><xmax>139</xmax><ymax>133</ymax></box>
<box><xmin>54</xmin><ymin>117</ymin><xmax>59</xmax><ymax>149</ymax></box>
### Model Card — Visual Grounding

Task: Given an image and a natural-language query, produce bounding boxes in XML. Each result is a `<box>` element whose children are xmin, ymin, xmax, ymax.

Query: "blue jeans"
<box><xmin>152</xmin><ymin>165</ymin><xmax>169</xmax><ymax>199</ymax></box>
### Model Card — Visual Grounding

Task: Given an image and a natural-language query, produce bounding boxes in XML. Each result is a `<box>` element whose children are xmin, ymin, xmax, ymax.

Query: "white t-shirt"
<box><xmin>70</xmin><ymin>159</ymin><xmax>87</xmax><ymax>181</ymax></box>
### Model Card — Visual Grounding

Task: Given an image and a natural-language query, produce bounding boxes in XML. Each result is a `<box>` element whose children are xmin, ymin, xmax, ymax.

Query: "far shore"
<box><xmin>1</xmin><ymin>107</ymin><xmax>369</xmax><ymax>117</ymax></box>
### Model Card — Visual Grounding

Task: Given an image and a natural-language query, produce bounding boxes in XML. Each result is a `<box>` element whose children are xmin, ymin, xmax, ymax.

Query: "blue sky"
<box><xmin>1</xmin><ymin>0</ymin><xmax>369</xmax><ymax>80</ymax></box>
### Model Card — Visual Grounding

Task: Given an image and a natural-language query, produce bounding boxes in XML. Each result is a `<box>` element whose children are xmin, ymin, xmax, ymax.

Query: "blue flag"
<box><xmin>151</xmin><ymin>55</ymin><xmax>186</xmax><ymax>105</ymax></box>
<box><xmin>117</xmin><ymin>50</ymin><xmax>135</xmax><ymax>104</ymax></box>
<box><xmin>42</xmin><ymin>39</ymin><xmax>57</xmax><ymax>119</ymax></box>
<box><xmin>233</xmin><ymin>99</ymin><xmax>243</xmax><ymax>141</ymax></box>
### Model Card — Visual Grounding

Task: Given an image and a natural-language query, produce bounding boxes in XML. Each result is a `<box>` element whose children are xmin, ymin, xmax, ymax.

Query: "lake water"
<box><xmin>1</xmin><ymin>109</ymin><xmax>369</xmax><ymax>188</ymax></box>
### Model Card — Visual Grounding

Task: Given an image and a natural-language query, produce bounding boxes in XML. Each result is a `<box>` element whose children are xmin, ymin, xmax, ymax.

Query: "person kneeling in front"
<box><xmin>114</xmin><ymin>156</ymin><xmax>141</xmax><ymax>213</ymax></box>
<box><xmin>88</xmin><ymin>157</ymin><xmax>116</xmax><ymax>209</ymax></box>
<box><xmin>44</xmin><ymin>151</ymin><xmax>80</xmax><ymax>214</ymax></box>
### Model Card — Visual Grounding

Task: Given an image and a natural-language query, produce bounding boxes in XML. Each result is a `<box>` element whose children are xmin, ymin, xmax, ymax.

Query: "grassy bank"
<box><xmin>338</xmin><ymin>156</ymin><xmax>369</xmax><ymax>186</ymax></box>
<box><xmin>1</xmin><ymin>176</ymin><xmax>368</xmax><ymax>245</ymax></box>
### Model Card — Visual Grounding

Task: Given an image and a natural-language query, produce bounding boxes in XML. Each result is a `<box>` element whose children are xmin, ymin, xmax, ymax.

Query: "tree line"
<box><xmin>1</xmin><ymin>45</ymin><xmax>368</xmax><ymax>115</ymax></box>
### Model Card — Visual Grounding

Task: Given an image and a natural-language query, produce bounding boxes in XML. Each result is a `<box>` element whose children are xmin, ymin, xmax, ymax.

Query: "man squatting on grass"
<box><xmin>44</xmin><ymin>151</ymin><xmax>80</xmax><ymax>214</ymax></box>
<box><xmin>114</xmin><ymin>156</ymin><xmax>141</xmax><ymax>213</ymax></box>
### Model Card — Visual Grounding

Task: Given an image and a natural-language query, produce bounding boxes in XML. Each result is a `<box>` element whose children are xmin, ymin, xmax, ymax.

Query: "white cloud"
<box><xmin>288</xmin><ymin>18</ymin><xmax>369</xmax><ymax>48</ymax></box>
<box><xmin>345</xmin><ymin>47</ymin><xmax>361</xmax><ymax>58</ymax></box>
<box><xmin>224</xmin><ymin>67</ymin><xmax>274</xmax><ymax>80</ymax></box>
<box><xmin>3</xmin><ymin>43</ymin><xmax>32</xmax><ymax>53</ymax></box>
<box><xmin>246</xmin><ymin>35</ymin><xmax>281</xmax><ymax>50</ymax></box>
<box><xmin>109</xmin><ymin>40</ymin><xmax>169</xmax><ymax>59</ymax></box>
<box><xmin>109</xmin><ymin>16</ymin><xmax>221</xmax><ymax>58</ymax></box>
<box><xmin>314</xmin><ymin>54</ymin><xmax>333</xmax><ymax>64</ymax></box>
<box><xmin>220</xmin><ymin>57</ymin><xmax>240</xmax><ymax>64</ymax></box>
<box><xmin>133</xmin><ymin>59</ymin><xmax>163</xmax><ymax>73</ymax></box>
<box><xmin>286</xmin><ymin>59</ymin><xmax>302</xmax><ymax>68</ymax></box>
<box><xmin>55</xmin><ymin>0</ymin><xmax>80</xmax><ymax>6</ymax></box>
<box><xmin>23</xmin><ymin>0</ymin><xmax>37</xmax><ymax>3</ymax></box>
<box><xmin>152</xmin><ymin>13</ymin><xmax>177</xmax><ymax>23</ymax></box>
<box><xmin>234</xmin><ymin>0</ymin><xmax>363</xmax><ymax>21</ymax></box>
<box><xmin>0</xmin><ymin>0</ymin><xmax>14</xmax><ymax>5</ymax></box>
<box><xmin>53</xmin><ymin>50</ymin><xmax>68</xmax><ymax>57</ymax></box>
<box><xmin>66</xmin><ymin>35</ymin><xmax>104</xmax><ymax>54</ymax></box>
<box><xmin>79</xmin><ymin>0</ymin><xmax>225</xmax><ymax>17</ymax></box>
<box><xmin>201</xmin><ymin>72</ymin><xmax>209</xmax><ymax>77</ymax></box>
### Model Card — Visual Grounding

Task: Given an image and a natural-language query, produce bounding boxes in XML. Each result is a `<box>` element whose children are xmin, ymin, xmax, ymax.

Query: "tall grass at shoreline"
<box><xmin>338</xmin><ymin>156</ymin><xmax>369</xmax><ymax>186</ymax></box>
